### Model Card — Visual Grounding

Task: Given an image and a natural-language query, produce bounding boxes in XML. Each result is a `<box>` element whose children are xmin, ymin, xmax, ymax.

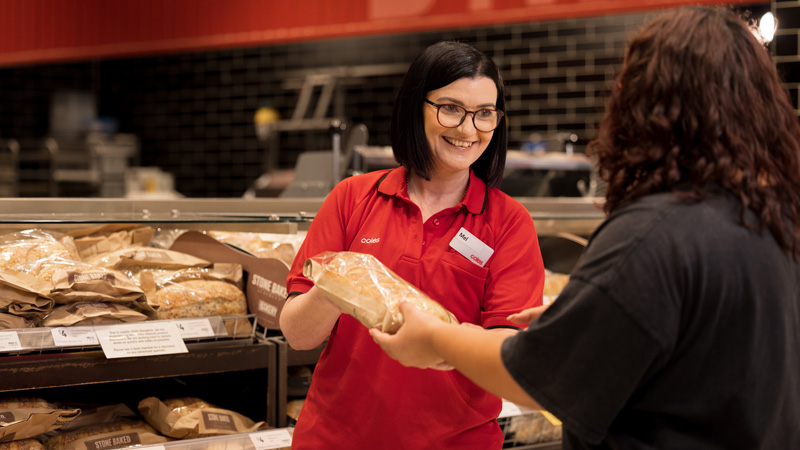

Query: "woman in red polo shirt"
<box><xmin>280</xmin><ymin>41</ymin><xmax>545</xmax><ymax>449</ymax></box>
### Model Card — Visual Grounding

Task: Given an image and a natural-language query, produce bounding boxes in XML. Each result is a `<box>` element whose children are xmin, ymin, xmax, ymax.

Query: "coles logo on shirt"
<box><xmin>360</xmin><ymin>237</ymin><xmax>380</xmax><ymax>244</ymax></box>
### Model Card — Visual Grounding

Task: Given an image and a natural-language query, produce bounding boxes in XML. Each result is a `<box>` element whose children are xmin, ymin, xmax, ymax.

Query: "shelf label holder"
<box><xmin>94</xmin><ymin>322</ymin><xmax>188</xmax><ymax>359</ymax></box>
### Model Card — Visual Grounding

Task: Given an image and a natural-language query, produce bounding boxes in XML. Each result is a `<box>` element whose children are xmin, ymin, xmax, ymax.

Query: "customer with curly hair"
<box><xmin>372</xmin><ymin>6</ymin><xmax>800</xmax><ymax>448</ymax></box>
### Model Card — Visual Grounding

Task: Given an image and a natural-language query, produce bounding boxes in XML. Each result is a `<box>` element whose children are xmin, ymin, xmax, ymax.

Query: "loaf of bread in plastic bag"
<box><xmin>303</xmin><ymin>251</ymin><xmax>458</xmax><ymax>333</ymax></box>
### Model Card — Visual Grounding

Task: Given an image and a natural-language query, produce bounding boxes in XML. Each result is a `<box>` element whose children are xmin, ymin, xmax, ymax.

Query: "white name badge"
<box><xmin>449</xmin><ymin>227</ymin><xmax>494</xmax><ymax>267</ymax></box>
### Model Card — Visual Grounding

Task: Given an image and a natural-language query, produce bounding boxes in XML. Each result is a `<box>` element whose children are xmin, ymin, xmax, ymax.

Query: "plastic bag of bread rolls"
<box><xmin>0</xmin><ymin>229</ymin><xmax>146</xmax><ymax>306</ymax></box>
<box><xmin>0</xmin><ymin>230</ymin><xmax>80</xmax><ymax>277</ymax></box>
<box><xmin>137</xmin><ymin>397</ymin><xmax>264</xmax><ymax>439</ymax></box>
<box><xmin>303</xmin><ymin>251</ymin><xmax>458</xmax><ymax>333</ymax></box>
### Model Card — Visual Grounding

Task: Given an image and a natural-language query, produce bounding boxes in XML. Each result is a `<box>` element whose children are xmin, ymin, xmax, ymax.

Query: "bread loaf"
<box><xmin>0</xmin><ymin>439</ymin><xmax>44</xmax><ymax>450</ymax></box>
<box><xmin>137</xmin><ymin>396</ymin><xmax>264</xmax><ymax>439</ymax></box>
<box><xmin>43</xmin><ymin>420</ymin><xmax>167</xmax><ymax>450</ymax></box>
<box><xmin>303</xmin><ymin>251</ymin><xmax>458</xmax><ymax>333</ymax></box>
<box><xmin>152</xmin><ymin>280</ymin><xmax>247</xmax><ymax>320</ymax></box>
<box><xmin>0</xmin><ymin>230</ymin><xmax>80</xmax><ymax>277</ymax></box>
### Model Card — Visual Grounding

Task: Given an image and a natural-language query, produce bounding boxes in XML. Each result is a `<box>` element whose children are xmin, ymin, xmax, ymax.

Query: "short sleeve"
<box><xmin>481</xmin><ymin>195</ymin><xmax>545</xmax><ymax>328</ymax></box>
<box><xmin>285</xmin><ymin>181</ymin><xmax>352</xmax><ymax>295</ymax></box>
<box><xmin>501</xmin><ymin>278</ymin><xmax>661</xmax><ymax>443</ymax></box>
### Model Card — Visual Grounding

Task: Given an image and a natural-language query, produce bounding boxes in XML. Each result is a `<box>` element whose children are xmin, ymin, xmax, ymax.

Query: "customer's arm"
<box><xmin>279</xmin><ymin>286</ymin><xmax>341</xmax><ymax>350</ymax></box>
<box><xmin>370</xmin><ymin>302</ymin><xmax>543</xmax><ymax>409</ymax></box>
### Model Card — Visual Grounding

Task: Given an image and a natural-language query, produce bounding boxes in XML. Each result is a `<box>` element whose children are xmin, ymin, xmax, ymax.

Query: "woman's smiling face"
<box><xmin>424</xmin><ymin>76</ymin><xmax>498</xmax><ymax>179</ymax></box>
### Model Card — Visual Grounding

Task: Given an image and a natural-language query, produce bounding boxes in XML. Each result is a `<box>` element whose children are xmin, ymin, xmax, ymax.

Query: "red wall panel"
<box><xmin>0</xmin><ymin>0</ymin><xmax>763</xmax><ymax>67</ymax></box>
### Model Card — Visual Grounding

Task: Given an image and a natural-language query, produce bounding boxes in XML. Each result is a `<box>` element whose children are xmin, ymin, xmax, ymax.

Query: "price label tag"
<box><xmin>51</xmin><ymin>327</ymin><xmax>99</xmax><ymax>347</ymax></box>
<box><xmin>0</xmin><ymin>331</ymin><xmax>22</xmax><ymax>352</ymax></box>
<box><xmin>499</xmin><ymin>399</ymin><xmax>534</xmax><ymax>418</ymax></box>
<box><xmin>95</xmin><ymin>322</ymin><xmax>188</xmax><ymax>359</ymax></box>
<box><xmin>173</xmin><ymin>318</ymin><xmax>215</xmax><ymax>339</ymax></box>
<box><xmin>249</xmin><ymin>429</ymin><xmax>293</xmax><ymax>449</ymax></box>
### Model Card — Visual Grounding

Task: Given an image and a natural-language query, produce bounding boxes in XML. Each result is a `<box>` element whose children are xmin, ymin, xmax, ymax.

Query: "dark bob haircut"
<box><xmin>390</xmin><ymin>41</ymin><xmax>507</xmax><ymax>187</ymax></box>
<box><xmin>588</xmin><ymin>6</ymin><xmax>800</xmax><ymax>260</ymax></box>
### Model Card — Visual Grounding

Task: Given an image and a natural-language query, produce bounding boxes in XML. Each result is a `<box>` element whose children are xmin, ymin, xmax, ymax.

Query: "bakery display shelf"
<box><xmin>0</xmin><ymin>337</ymin><xmax>276</xmax><ymax>392</ymax></box>
<box><xmin>266</xmin><ymin>337</ymin><xmax>325</xmax><ymax>428</ymax></box>
<box><xmin>0</xmin><ymin>315</ymin><xmax>257</xmax><ymax>356</ymax></box>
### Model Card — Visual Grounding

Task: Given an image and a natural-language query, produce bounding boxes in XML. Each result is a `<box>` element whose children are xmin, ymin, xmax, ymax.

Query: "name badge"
<box><xmin>449</xmin><ymin>227</ymin><xmax>494</xmax><ymax>267</ymax></box>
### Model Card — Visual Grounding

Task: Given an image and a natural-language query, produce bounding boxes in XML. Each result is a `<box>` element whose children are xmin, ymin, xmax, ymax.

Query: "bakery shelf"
<box><xmin>266</xmin><ymin>337</ymin><xmax>325</xmax><ymax>428</ymax></box>
<box><xmin>0</xmin><ymin>337</ymin><xmax>274</xmax><ymax>391</ymax></box>
<box><xmin>0</xmin><ymin>338</ymin><xmax>278</xmax><ymax>427</ymax></box>
<box><xmin>0</xmin><ymin>199</ymin><xmax>303</xmax><ymax>430</ymax></box>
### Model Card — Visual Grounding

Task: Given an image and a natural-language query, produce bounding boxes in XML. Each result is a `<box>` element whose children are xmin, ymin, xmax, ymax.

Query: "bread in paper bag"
<box><xmin>303</xmin><ymin>251</ymin><xmax>458</xmax><ymax>333</ymax></box>
<box><xmin>137</xmin><ymin>397</ymin><xmax>263</xmax><ymax>439</ymax></box>
<box><xmin>0</xmin><ymin>397</ymin><xmax>81</xmax><ymax>442</ymax></box>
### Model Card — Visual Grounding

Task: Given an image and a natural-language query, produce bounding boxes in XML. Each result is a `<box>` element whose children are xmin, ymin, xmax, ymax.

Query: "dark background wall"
<box><xmin>0</xmin><ymin>4</ymin><xmax>777</xmax><ymax>198</ymax></box>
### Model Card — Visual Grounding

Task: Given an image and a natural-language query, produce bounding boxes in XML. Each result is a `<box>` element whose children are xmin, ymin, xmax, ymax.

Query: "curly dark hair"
<box><xmin>588</xmin><ymin>6</ymin><xmax>800</xmax><ymax>260</ymax></box>
<box><xmin>390</xmin><ymin>41</ymin><xmax>508</xmax><ymax>187</ymax></box>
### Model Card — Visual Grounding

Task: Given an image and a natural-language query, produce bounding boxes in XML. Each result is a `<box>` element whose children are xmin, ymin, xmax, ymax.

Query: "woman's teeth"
<box><xmin>444</xmin><ymin>137</ymin><xmax>472</xmax><ymax>148</ymax></box>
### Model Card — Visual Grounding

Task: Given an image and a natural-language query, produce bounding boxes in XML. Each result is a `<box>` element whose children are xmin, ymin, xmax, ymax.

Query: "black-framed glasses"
<box><xmin>424</xmin><ymin>99</ymin><xmax>504</xmax><ymax>132</ymax></box>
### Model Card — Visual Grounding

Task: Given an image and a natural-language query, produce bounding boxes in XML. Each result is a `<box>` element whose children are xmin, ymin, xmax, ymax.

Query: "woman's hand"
<box><xmin>507</xmin><ymin>305</ymin><xmax>549</xmax><ymax>327</ymax></box>
<box><xmin>369</xmin><ymin>302</ymin><xmax>452</xmax><ymax>370</ymax></box>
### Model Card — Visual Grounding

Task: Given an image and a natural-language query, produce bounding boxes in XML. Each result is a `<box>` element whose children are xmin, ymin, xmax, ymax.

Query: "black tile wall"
<box><xmin>774</xmin><ymin>1</ymin><xmax>800</xmax><ymax>112</ymax></box>
<box><xmin>0</xmin><ymin>4</ymin><xmax>776</xmax><ymax>198</ymax></box>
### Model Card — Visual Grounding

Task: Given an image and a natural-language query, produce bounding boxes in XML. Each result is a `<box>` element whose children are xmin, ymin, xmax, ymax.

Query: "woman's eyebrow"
<box><xmin>434</xmin><ymin>96</ymin><xmax>497</xmax><ymax>108</ymax></box>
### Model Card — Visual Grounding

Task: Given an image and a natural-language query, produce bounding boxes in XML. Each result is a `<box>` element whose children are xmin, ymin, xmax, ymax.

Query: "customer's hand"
<box><xmin>507</xmin><ymin>305</ymin><xmax>549</xmax><ymax>327</ymax></box>
<box><xmin>369</xmin><ymin>302</ymin><xmax>451</xmax><ymax>370</ymax></box>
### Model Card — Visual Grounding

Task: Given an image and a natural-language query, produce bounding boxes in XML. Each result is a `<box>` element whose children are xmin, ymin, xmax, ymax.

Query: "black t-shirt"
<box><xmin>502</xmin><ymin>191</ymin><xmax>800</xmax><ymax>449</ymax></box>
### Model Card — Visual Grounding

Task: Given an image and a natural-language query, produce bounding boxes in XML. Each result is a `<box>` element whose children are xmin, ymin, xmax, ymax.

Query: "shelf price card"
<box><xmin>95</xmin><ymin>322</ymin><xmax>188</xmax><ymax>359</ymax></box>
<box><xmin>172</xmin><ymin>318</ymin><xmax>216</xmax><ymax>339</ymax></box>
<box><xmin>51</xmin><ymin>327</ymin><xmax>99</xmax><ymax>347</ymax></box>
<box><xmin>0</xmin><ymin>331</ymin><xmax>22</xmax><ymax>352</ymax></box>
<box><xmin>250</xmin><ymin>429</ymin><xmax>293</xmax><ymax>449</ymax></box>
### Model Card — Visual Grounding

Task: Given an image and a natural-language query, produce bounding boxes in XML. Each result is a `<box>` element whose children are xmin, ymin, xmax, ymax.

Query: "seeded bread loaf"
<box><xmin>152</xmin><ymin>280</ymin><xmax>246</xmax><ymax>320</ymax></box>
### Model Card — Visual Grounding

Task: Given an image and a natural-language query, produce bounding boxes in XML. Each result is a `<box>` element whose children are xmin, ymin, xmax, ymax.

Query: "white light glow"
<box><xmin>759</xmin><ymin>12</ymin><xmax>777</xmax><ymax>44</ymax></box>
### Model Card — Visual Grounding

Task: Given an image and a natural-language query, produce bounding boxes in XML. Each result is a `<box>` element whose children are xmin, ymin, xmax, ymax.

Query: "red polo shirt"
<box><xmin>286</xmin><ymin>166</ymin><xmax>544</xmax><ymax>449</ymax></box>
